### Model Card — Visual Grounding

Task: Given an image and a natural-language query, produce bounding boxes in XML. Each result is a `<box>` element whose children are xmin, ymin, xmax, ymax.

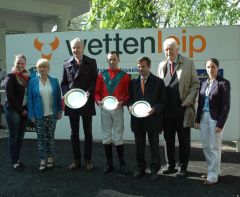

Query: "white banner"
<box><xmin>6</xmin><ymin>26</ymin><xmax>240</xmax><ymax>141</ymax></box>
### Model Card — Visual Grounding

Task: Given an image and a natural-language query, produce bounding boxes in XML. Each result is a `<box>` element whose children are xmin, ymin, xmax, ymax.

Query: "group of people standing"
<box><xmin>4</xmin><ymin>37</ymin><xmax>230</xmax><ymax>186</ymax></box>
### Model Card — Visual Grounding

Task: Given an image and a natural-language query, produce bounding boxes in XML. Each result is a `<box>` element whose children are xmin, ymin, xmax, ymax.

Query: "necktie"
<box><xmin>141</xmin><ymin>77</ymin><xmax>145</xmax><ymax>95</ymax></box>
<box><xmin>170</xmin><ymin>62</ymin><xmax>174</xmax><ymax>76</ymax></box>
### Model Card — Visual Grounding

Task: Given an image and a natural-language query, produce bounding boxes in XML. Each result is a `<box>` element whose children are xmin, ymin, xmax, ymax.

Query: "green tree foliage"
<box><xmin>70</xmin><ymin>0</ymin><xmax>240</xmax><ymax>30</ymax></box>
<box><xmin>160</xmin><ymin>0</ymin><xmax>240</xmax><ymax>27</ymax></box>
<box><xmin>84</xmin><ymin>0</ymin><xmax>158</xmax><ymax>30</ymax></box>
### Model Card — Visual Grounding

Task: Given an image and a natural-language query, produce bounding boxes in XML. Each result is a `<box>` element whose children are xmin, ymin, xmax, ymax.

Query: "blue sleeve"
<box><xmin>27</xmin><ymin>79</ymin><xmax>35</xmax><ymax>119</ymax></box>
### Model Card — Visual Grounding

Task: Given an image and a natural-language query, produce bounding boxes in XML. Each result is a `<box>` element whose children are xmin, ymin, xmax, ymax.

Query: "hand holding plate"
<box><xmin>147</xmin><ymin>108</ymin><xmax>155</xmax><ymax>116</ymax></box>
<box><xmin>97</xmin><ymin>101</ymin><xmax>103</xmax><ymax>107</ymax></box>
<box><xmin>117</xmin><ymin>101</ymin><xmax>124</xmax><ymax>108</ymax></box>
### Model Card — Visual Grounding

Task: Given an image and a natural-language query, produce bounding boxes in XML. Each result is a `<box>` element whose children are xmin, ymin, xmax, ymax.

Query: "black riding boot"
<box><xmin>116</xmin><ymin>144</ymin><xmax>127</xmax><ymax>176</ymax></box>
<box><xmin>103</xmin><ymin>144</ymin><xmax>114</xmax><ymax>174</ymax></box>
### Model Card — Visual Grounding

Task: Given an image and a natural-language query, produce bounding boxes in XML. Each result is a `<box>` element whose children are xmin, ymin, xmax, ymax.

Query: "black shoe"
<box><xmin>85</xmin><ymin>160</ymin><xmax>94</xmax><ymax>171</ymax></box>
<box><xmin>119</xmin><ymin>163</ymin><xmax>128</xmax><ymax>177</ymax></box>
<box><xmin>13</xmin><ymin>163</ymin><xmax>24</xmax><ymax>171</ymax></box>
<box><xmin>47</xmin><ymin>161</ymin><xmax>55</xmax><ymax>170</ymax></box>
<box><xmin>103</xmin><ymin>164</ymin><xmax>114</xmax><ymax>174</ymax></box>
<box><xmin>0</xmin><ymin>125</ymin><xmax>6</xmax><ymax>129</ymax></box>
<box><xmin>176</xmin><ymin>169</ymin><xmax>187</xmax><ymax>178</ymax></box>
<box><xmin>68</xmin><ymin>161</ymin><xmax>81</xmax><ymax>171</ymax></box>
<box><xmin>203</xmin><ymin>180</ymin><xmax>218</xmax><ymax>186</ymax></box>
<box><xmin>39</xmin><ymin>164</ymin><xmax>46</xmax><ymax>173</ymax></box>
<box><xmin>133</xmin><ymin>170</ymin><xmax>145</xmax><ymax>178</ymax></box>
<box><xmin>150</xmin><ymin>173</ymin><xmax>159</xmax><ymax>181</ymax></box>
<box><xmin>18</xmin><ymin>161</ymin><xmax>26</xmax><ymax>169</ymax></box>
<box><xmin>161</xmin><ymin>165</ymin><xmax>176</xmax><ymax>174</ymax></box>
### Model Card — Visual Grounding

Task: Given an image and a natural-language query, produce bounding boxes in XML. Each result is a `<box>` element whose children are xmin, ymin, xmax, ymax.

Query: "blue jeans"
<box><xmin>4</xmin><ymin>106</ymin><xmax>27</xmax><ymax>164</ymax></box>
<box><xmin>200</xmin><ymin>112</ymin><xmax>222</xmax><ymax>183</ymax></box>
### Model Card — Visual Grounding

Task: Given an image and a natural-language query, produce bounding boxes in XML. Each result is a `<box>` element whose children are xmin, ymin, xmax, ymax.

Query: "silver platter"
<box><xmin>131</xmin><ymin>100</ymin><xmax>151</xmax><ymax>118</ymax></box>
<box><xmin>64</xmin><ymin>88</ymin><xmax>88</xmax><ymax>109</ymax></box>
<box><xmin>102</xmin><ymin>96</ymin><xmax>118</xmax><ymax>111</ymax></box>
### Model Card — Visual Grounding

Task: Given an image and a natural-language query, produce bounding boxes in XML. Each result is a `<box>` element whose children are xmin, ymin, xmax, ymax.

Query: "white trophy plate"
<box><xmin>64</xmin><ymin>88</ymin><xmax>88</xmax><ymax>109</ymax></box>
<box><xmin>131</xmin><ymin>100</ymin><xmax>151</xmax><ymax>118</ymax></box>
<box><xmin>102</xmin><ymin>96</ymin><xmax>118</xmax><ymax>111</ymax></box>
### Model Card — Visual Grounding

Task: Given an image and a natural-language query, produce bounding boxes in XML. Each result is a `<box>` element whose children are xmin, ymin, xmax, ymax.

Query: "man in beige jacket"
<box><xmin>157</xmin><ymin>38</ymin><xmax>199</xmax><ymax>178</ymax></box>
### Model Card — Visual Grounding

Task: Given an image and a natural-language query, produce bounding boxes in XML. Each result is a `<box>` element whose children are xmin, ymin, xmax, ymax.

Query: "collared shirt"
<box><xmin>39</xmin><ymin>78</ymin><xmax>53</xmax><ymax>116</ymax></box>
<box><xmin>167</xmin><ymin>54</ymin><xmax>179</xmax><ymax>73</ymax></box>
<box><xmin>203</xmin><ymin>79</ymin><xmax>214</xmax><ymax>112</ymax></box>
<box><xmin>141</xmin><ymin>73</ymin><xmax>150</xmax><ymax>84</ymax></box>
<box><xmin>95</xmin><ymin>68</ymin><xmax>130</xmax><ymax>105</ymax></box>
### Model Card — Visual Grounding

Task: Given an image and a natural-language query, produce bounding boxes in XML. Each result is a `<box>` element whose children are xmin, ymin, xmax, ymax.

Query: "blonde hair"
<box><xmin>12</xmin><ymin>54</ymin><xmax>27</xmax><ymax>72</ymax></box>
<box><xmin>14</xmin><ymin>54</ymin><xmax>26</xmax><ymax>65</ymax></box>
<box><xmin>36</xmin><ymin>58</ymin><xmax>50</xmax><ymax>69</ymax></box>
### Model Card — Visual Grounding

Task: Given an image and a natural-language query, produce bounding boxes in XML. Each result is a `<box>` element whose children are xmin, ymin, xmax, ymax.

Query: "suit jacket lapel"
<box><xmin>74</xmin><ymin>67</ymin><xmax>80</xmax><ymax>79</ymax></box>
<box><xmin>144</xmin><ymin>73</ymin><xmax>154</xmax><ymax>99</ymax></box>
<box><xmin>201</xmin><ymin>81</ymin><xmax>208</xmax><ymax>94</ymax></box>
<box><xmin>175</xmin><ymin>54</ymin><xmax>183</xmax><ymax>81</ymax></box>
<box><xmin>135</xmin><ymin>76</ymin><xmax>143</xmax><ymax>98</ymax></box>
<box><xmin>209</xmin><ymin>79</ymin><xmax>218</xmax><ymax>96</ymax></box>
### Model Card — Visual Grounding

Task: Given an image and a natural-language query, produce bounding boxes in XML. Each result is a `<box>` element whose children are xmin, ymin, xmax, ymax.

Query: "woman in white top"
<box><xmin>28</xmin><ymin>58</ymin><xmax>62</xmax><ymax>172</ymax></box>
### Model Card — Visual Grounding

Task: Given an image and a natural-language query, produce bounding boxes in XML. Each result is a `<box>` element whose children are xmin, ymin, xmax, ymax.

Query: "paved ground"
<box><xmin>0</xmin><ymin>136</ymin><xmax>239</xmax><ymax>197</ymax></box>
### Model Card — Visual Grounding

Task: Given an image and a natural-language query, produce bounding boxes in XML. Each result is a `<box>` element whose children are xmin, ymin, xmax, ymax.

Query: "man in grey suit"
<box><xmin>157</xmin><ymin>38</ymin><xmax>200</xmax><ymax>178</ymax></box>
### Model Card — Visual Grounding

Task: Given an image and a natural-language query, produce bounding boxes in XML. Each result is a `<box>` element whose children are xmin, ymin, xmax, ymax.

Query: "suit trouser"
<box><xmin>69</xmin><ymin>115</ymin><xmax>93</xmax><ymax>161</ymax></box>
<box><xmin>164</xmin><ymin>116</ymin><xmax>191</xmax><ymax>171</ymax></box>
<box><xmin>200</xmin><ymin>112</ymin><xmax>222</xmax><ymax>183</ymax></box>
<box><xmin>134</xmin><ymin>129</ymin><xmax>161</xmax><ymax>173</ymax></box>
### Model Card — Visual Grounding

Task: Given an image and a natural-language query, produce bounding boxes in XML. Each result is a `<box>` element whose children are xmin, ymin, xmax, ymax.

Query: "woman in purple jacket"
<box><xmin>195</xmin><ymin>58</ymin><xmax>231</xmax><ymax>186</ymax></box>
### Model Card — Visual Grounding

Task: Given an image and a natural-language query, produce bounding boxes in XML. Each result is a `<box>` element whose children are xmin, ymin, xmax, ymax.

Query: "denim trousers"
<box><xmin>200</xmin><ymin>112</ymin><xmax>222</xmax><ymax>183</ymax></box>
<box><xmin>4</xmin><ymin>106</ymin><xmax>27</xmax><ymax>164</ymax></box>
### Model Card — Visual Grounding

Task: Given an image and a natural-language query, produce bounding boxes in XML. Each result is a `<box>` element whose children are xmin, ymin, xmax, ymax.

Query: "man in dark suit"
<box><xmin>128</xmin><ymin>57</ymin><xmax>166</xmax><ymax>181</ymax></box>
<box><xmin>61</xmin><ymin>37</ymin><xmax>98</xmax><ymax>171</ymax></box>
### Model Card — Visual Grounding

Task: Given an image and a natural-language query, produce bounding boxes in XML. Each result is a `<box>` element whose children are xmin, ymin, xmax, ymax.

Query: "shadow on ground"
<box><xmin>0</xmin><ymin>139</ymin><xmax>239</xmax><ymax>197</ymax></box>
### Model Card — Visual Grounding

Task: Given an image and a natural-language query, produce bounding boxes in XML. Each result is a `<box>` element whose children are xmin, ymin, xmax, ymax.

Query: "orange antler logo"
<box><xmin>34</xmin><ymin>36</ymin><xmax>60</xmax><ymax>60</ymax></box>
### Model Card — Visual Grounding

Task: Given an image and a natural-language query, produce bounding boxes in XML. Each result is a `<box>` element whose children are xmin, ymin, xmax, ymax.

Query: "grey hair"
<box><xmin>70</xmin><ymin>37</ymin><xmax>84</xmax><ymax>49</ymax></box>
<box><xmin>163</xmin><ymin>38</ymin><xmax>178</xmax><ymax>49</ymax></box>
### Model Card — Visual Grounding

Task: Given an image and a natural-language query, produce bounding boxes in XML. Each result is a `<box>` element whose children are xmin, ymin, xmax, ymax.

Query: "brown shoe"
<box><xmin>68</xmin><ymin>161</ymin><xmax>81</xmax><ymax>171</ymax></box>
<box><xmin>85</xmin><ymin>160</ymin><xmax>93</xmax><ymax>171</ymax></box>
<box><xmin>203</xmin><ymin>180</ymin><xmax>217</xmax><ymax>186</ymax></box>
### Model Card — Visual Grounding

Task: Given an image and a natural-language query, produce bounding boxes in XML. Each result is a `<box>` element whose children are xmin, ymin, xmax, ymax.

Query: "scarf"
<box><xmin>12</xmin><ymin>68</ymin><xmax>29</xmax><ymax>87</ymax></box>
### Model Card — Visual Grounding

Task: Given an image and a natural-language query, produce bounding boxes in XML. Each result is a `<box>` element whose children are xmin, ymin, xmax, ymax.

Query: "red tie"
<box><xmin>170</xmin><ymin>62</ymin><xmax>174</xmax><ymax>76</ymax></box>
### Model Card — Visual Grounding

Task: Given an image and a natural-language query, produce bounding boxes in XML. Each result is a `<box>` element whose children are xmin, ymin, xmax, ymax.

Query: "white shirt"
<box><xmin>39</xmin><ymin>78</ymin><xmax>53</xmax><ymax>116</ymax></box>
